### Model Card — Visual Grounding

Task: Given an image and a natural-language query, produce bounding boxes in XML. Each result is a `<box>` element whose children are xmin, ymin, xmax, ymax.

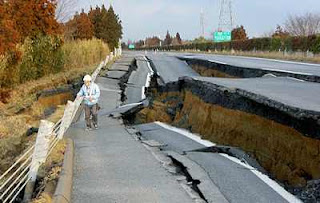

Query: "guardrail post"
<box><xmin>71</xmin><ymin>98</ymin><xmax>83</xmax><ymax>123</ymax></box>
<box><xmin>58</xmin><ymin>101</ymin><xmax>75</xmax><ymax>139</ymax></box>
<box><xmin>104</xmin><ymin>57</ymin><xmax>109</xmax><ymax>66</ymax></box>
<box><xmin>23</xmin><ymin>120</ymin><xmax>54</xmax><ymax>202</ymax></box>
<box><xmin>105</xmin><ymin>55</ymin><xmax>110</xmax><ymax>65</ymax></box>
<box><xmin>110</xmin><ymin>52</ymin><xmax>114</xmax><ymax>61</ymax></box>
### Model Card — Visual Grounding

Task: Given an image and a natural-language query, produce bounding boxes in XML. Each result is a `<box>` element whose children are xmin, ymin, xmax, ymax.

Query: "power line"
<box><xmin>200</xmin><ymin>8</ymin><xmax>205</xmax><ymax>37</ymax></box>
<box><xmin>218</xmin><ymin>0</ymin><xmax>234</xmax><ymax>31</ymax></box>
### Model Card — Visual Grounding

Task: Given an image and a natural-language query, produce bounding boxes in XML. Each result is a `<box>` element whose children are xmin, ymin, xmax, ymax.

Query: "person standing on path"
<box><xmin>77</xmin><ymin>75</ymin><xmax>100</xmax><ymax>130</ymax></box>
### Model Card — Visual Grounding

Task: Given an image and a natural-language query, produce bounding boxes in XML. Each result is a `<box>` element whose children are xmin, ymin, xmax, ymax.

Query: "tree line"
<box><xmin>0</xmin><ymin>1</ymin><xmax>122</xmax><ymax>87</ymax></box>
<box><xmin>134</xmin><ymin>12</ymin><xmax>320</xmax><ymax>53</ymax></box>
<box><xmin>64</xmin><ymin>5</ymin><xmax>122</xmax><ymax>50</ymax></box>
<box><xmin>128</xmin><ymin>31</ymin><xmax>182</xmax><ymax>49</ymax></box>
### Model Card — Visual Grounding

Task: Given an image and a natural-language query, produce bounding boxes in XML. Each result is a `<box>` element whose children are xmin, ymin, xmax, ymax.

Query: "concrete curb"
<box><xmin>53</xmin><ymin>138</ymin><xmax>74</xmax><ymax>203</ymax></box>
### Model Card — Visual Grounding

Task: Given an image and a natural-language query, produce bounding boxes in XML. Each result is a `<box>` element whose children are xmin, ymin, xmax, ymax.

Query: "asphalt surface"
<box><xmin>145</xmin><ymin>52</ymin><xmax>320</xmax><ymax>113</ymax></box>
<box><xmin>69</xmin><ymin>55</ymin><xmax>195</xmax><ymax>203</ymax></box>
<box><xmin>68</xmin><ymin>52</ymin><xmax>304</xmax><ymax>202</ymax></box>
<box><xmin>172</xmin><ymin>52</ymin><xmax>320</xmax><ymax>77</ymax></box>
<box><xmin>195</xmin><ymin>76</ymin><xmax>320</xmax><ymax>112</ymax></box>
<box><xmin>146</xmin><ymin>54</ymin><xmax>199</xmax><ymax>83</ymax></box>
<box><xmin>125</xmin><ymin>55</ymin><xmax>152</xmax><ymax>104</ymax></box>
<box><xmin>134</xmin><ymin>122</ymin><xmax>293</xmax><ymax>203</ymax></box>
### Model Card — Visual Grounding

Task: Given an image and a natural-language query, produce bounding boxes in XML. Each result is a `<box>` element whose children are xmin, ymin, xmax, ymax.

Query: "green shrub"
<box><xmin>19</xmin><ymin>35</ymin><xmax>64</xmax><ymax>83</ymax></box>
<box><xmin>271</xmin><ymin>38</ymin><xmax>282</xmax><ymax>51</ymax></box>
<box><xmin>310</xmin><ymin>35</ymin><xmax>320</xmax><ymax>54</ymax></box>
<box><xmin>0</xmin><ymin>52</ymin><xmax>21</xmax><ymax>87</ymax></box>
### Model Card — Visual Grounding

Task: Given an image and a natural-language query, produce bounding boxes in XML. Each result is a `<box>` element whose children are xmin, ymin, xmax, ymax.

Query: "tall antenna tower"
<box><xmin>200</xmin><ymin>8</ymin><xmax>205</xmax><ymax>37</ymax></box>
<box><xmin>218</xmin><ymin>0</ymin><xmax>234</xmax><ymax>31</ymax></box>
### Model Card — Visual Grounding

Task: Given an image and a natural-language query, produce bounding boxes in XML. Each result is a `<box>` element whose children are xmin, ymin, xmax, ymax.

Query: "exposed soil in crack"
<box><xmin>133</xmin><ymin>130</ymin><xmax>207</xmax><ymax>203</ymax></box>
<box><xmin>168</xmin><ymin>156</ymin><xmax>208</xmax><ymax>202</ymax></box>
<box><xmin>122</xmin><ymin>72</ymin><xmax>320</xmax><ymax>202</ymax></box>
<box><xmin>118</xmin><ymin>59</ymin><xmax>138</xmax><ymax>102</ymax></box>
<box><xmin>179</xmin><ymin>57</ymin><xmax>320</xmax><ymax>83</ymax></box>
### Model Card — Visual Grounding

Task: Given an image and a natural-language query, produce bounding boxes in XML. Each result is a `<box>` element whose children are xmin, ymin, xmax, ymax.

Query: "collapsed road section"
<box><xmin>176</xmin><ymin>54</ymin><xmax>320</xmax><ymax>83</ymax></box>
<box><xmin>121</xmin><ymin>52</ymin><xmax>320</xmax><ymax>202</ymax></box>
<box><xmin>125</xmin><ymin>74</ymin><xmax>320</xmax><ymax>202</ymax></box>
<box><xmin>131</xmin><ymin>122</ymin><xmax>299</xmax><ymax>203</ymax></box>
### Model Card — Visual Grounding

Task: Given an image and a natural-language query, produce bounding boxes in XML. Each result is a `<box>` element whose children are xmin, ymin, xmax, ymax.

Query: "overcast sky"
<box><xmin>77</xmin><ymin>0</ymin><xmax>320</xmax><ymax>42</ymax></box>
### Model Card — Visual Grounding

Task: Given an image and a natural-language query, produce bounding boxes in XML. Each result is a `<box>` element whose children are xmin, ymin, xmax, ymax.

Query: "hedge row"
<box><xmin>140</xmin><ymin>35</ymin><xmax>320</xmax><ymax>54</ymax></box>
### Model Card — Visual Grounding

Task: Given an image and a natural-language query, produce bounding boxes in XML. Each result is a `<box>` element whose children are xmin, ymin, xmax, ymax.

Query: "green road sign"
<box><xmin>214</xmin><ymin>31</ymin><xmax>232</xmax><ymax>42</ymax></box>
<box><xmin>128</xmin><ymin>44</ymin><xmax>135</xmax><ymax>49</ymax></box>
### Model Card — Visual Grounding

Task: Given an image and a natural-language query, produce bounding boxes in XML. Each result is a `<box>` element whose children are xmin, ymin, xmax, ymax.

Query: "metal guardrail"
<box><xmin>0</xmin><ymin>48</ymin><xmax>122</xmax><ymax>203</ymax></box>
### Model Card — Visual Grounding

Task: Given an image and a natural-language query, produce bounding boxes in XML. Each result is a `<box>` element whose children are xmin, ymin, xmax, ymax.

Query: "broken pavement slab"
<box><xmin>105</xmin><ymin>70</ymin><xmax>127</xmax><ymax>79</ymax></box>
<box><xmin>141</xmin><ymin>139</ymin><xmax>166</xmax><ymax>147</ymax></box>
<box><xmin>166</xmin><ymin>151</ymin><xmax>229</xmax><ymax>203</ymax></box>
<box><xmin>135</xmin><ymin>122</ymin><xmax>297</xmax><ymax>203</ymax></box>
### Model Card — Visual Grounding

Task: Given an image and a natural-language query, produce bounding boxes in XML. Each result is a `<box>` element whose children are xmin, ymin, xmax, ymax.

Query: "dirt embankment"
<box><xmin>0</xmin><ymin>72</ymin><xmax>85</xmax><ymax>175</ymax></box>
<box><xmin>128</xmin><ymin>76</ymin><xmax>320</xmax><ymax>201</ymax></box>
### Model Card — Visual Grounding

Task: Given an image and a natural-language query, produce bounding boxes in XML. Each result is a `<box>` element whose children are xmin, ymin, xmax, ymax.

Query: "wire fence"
<box><xmin>0</xmin><ymin>48</ymin><xmax>121</xmax><ymax>203</ymax></box>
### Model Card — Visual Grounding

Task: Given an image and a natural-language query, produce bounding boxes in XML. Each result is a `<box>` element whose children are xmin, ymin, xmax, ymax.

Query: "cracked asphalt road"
<box><xmin>68</xmin><ymin>51</ymin><xmax>302</xmax><ymax>203</ymax></box>
<box><xmin>69</xmin><ymin>53</ymin><xmax>196</xmax><ymax>203</ymax></box>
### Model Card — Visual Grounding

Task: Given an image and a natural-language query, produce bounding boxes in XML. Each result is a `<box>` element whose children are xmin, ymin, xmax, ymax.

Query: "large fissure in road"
<box><xmin>124</xmin><ymin>74</ymin><xmax>320</xmax><ymax>202</ymax></box>
<box><xmin>181</xmin><ymin>57</ymin><xmax>320</xmax><ymax>83</ymax></box>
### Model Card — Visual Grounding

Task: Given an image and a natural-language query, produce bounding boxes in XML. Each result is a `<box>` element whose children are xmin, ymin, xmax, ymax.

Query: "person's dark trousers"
<box><xmin>84</xmin><ymin>104</ymin><xmax>98</xmax><ymax>128</ymax></box>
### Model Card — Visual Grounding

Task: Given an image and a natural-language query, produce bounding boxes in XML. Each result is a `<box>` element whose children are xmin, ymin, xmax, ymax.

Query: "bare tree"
<box><xmin>260</xmin><ymin>30</ymin><xmax>274</xmax><ymax>38</ymax></box>
<box><xmin>55</xmin><ymin>0</ymin><xmax>78</xmax><ymax>23</ymax></box>
<box><xmin>285</xmin><ymin>12</ymin><xmax>320</xmax><ymax>36</ymax></box>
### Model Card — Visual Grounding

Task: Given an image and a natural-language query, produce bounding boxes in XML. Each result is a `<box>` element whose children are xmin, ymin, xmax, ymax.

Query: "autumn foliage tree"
<box><xmin>0</xmin><ymin>2</ymin><xmax>122</xmax><ymax>87</ymax></box>
<box><xmin>231</xmin><ymin>25</ymin><xmax>248</xmax><ymax>40</ymax></box>
<box><xmin>0</xmin><ymin>1</ymin><xmax>20</xmax><ymax>56</ymax></box>
<box><xmin>146</xmin><ymin>36</ymin><xmax>160</xmax><ymax>47</ymax></box>
<box><xmin>65</xmin><ymin>10</ymin><xmax>94</xmax><ymax>40</ymax></box>
<box><xmin>164</xmin><ymin>31</ymin><xmax>172</xmax><ymax>46</ymax></box>
<box><xmin>8</xmin><ymin>0</ymin><xmax>61</xmax><ymax>40</ymax></box>
<box><xmin>272</xmin><ymin>25</ymin><xmax>290</xmax><ymax>39</ymax></box>
<box><xmin>0</xmin><ymin>0</ymin><xmax>63</xmax><ymax>87</ymax></box>
<box><xmin>176</xmin><ymin>32</ymin><xmax>182</xmax><ymax>44</ymax></box>
<box><xmin>72</xmin><ymin>5</ymin><xmax>123</xmax><ymax>49</ymax></box>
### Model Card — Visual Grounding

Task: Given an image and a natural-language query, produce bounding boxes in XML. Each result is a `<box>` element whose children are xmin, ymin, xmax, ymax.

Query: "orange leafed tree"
<box><xmin>75</xmin><ymin>11</ymin><xmax>94</xmax><ymax>39</ymax></box>
<box><xmin>0</xmin><ymin>1</ymin><xmax>20</xmax><ymax>55</ymax></box>
<box><xmin>64</xmin><ymin>10</ymin><xmax>94</xmax><ymax>40</ymax></box>
<box><xmin>231</xmin><ymin>25</ymin><xmax>248</xmax><ymax>41</ymax></box>
<box><xmin>7</xmin><ymin>0</ymin><xmax>61</xmax><ymax>40</ymax></box>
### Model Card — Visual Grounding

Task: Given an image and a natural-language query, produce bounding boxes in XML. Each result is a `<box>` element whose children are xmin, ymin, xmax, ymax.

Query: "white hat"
<box><xmin>83</xmin><ymin>75</ymin><xmax>92</xmax><ymax>81</ymax></box>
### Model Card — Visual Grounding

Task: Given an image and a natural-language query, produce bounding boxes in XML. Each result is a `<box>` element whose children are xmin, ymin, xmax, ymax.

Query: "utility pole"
<box><xmin>218</xmin><ymin>0</ymin><xmax>234</xmax><ymax>32</ymax></box>
<box><xmin>200</xmin><ymin>8</ymin><xmax>205</xmax><ymax>37</ymax></box>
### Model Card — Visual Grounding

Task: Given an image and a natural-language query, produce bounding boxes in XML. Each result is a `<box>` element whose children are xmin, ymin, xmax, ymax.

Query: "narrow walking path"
<box><xmin>68</xmin><ymin>55</ymin><xmax>195</xmax><ymax>202</ymax></box>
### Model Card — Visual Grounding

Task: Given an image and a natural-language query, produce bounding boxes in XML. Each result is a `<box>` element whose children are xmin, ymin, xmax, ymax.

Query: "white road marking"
<box><xmin>208</xmin><ymin>59</ymin><xmax>227</xmax><ymax>65</ymax></box>
<box><xmin>220</xmin><ymin>154</ymin><xmax>302</xmax><ymax>203</ymax></box>
<box><xmin>225</xmin><ymin>54</ymin><xmax>320</xmax><ymax>67</ymax></box>
<box><xmin>260</xmin><ymin>68</ymin><xmax>313</xmax><ymax>76</ymax></box>
<box><xmin>285</xmin><ymin>77</ymin><xmax>306</xmax><ymax>82</ymax></box>
<box><xmin>154</xmin><ymin>121</ymin><xmax>302</xmax><ymax>203</ymax></box>
<box><xmin>154</xmin><ymin>122</ymin><xmax>216</xmax><ymax>147</ymax></box>
<box><xmin>206</xmin><ymin>53</ymin><xmax>320</xmax><ymax>68</ymax></box>
<box><xmin>118</xmin><ymin>102</ymin><xmax>142</xmax><ymax>108</ymax></box>
<box><xmin>141</xmin><ymin>56</ymin><xmax>154</xmax><ymax>100</ymax></box>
